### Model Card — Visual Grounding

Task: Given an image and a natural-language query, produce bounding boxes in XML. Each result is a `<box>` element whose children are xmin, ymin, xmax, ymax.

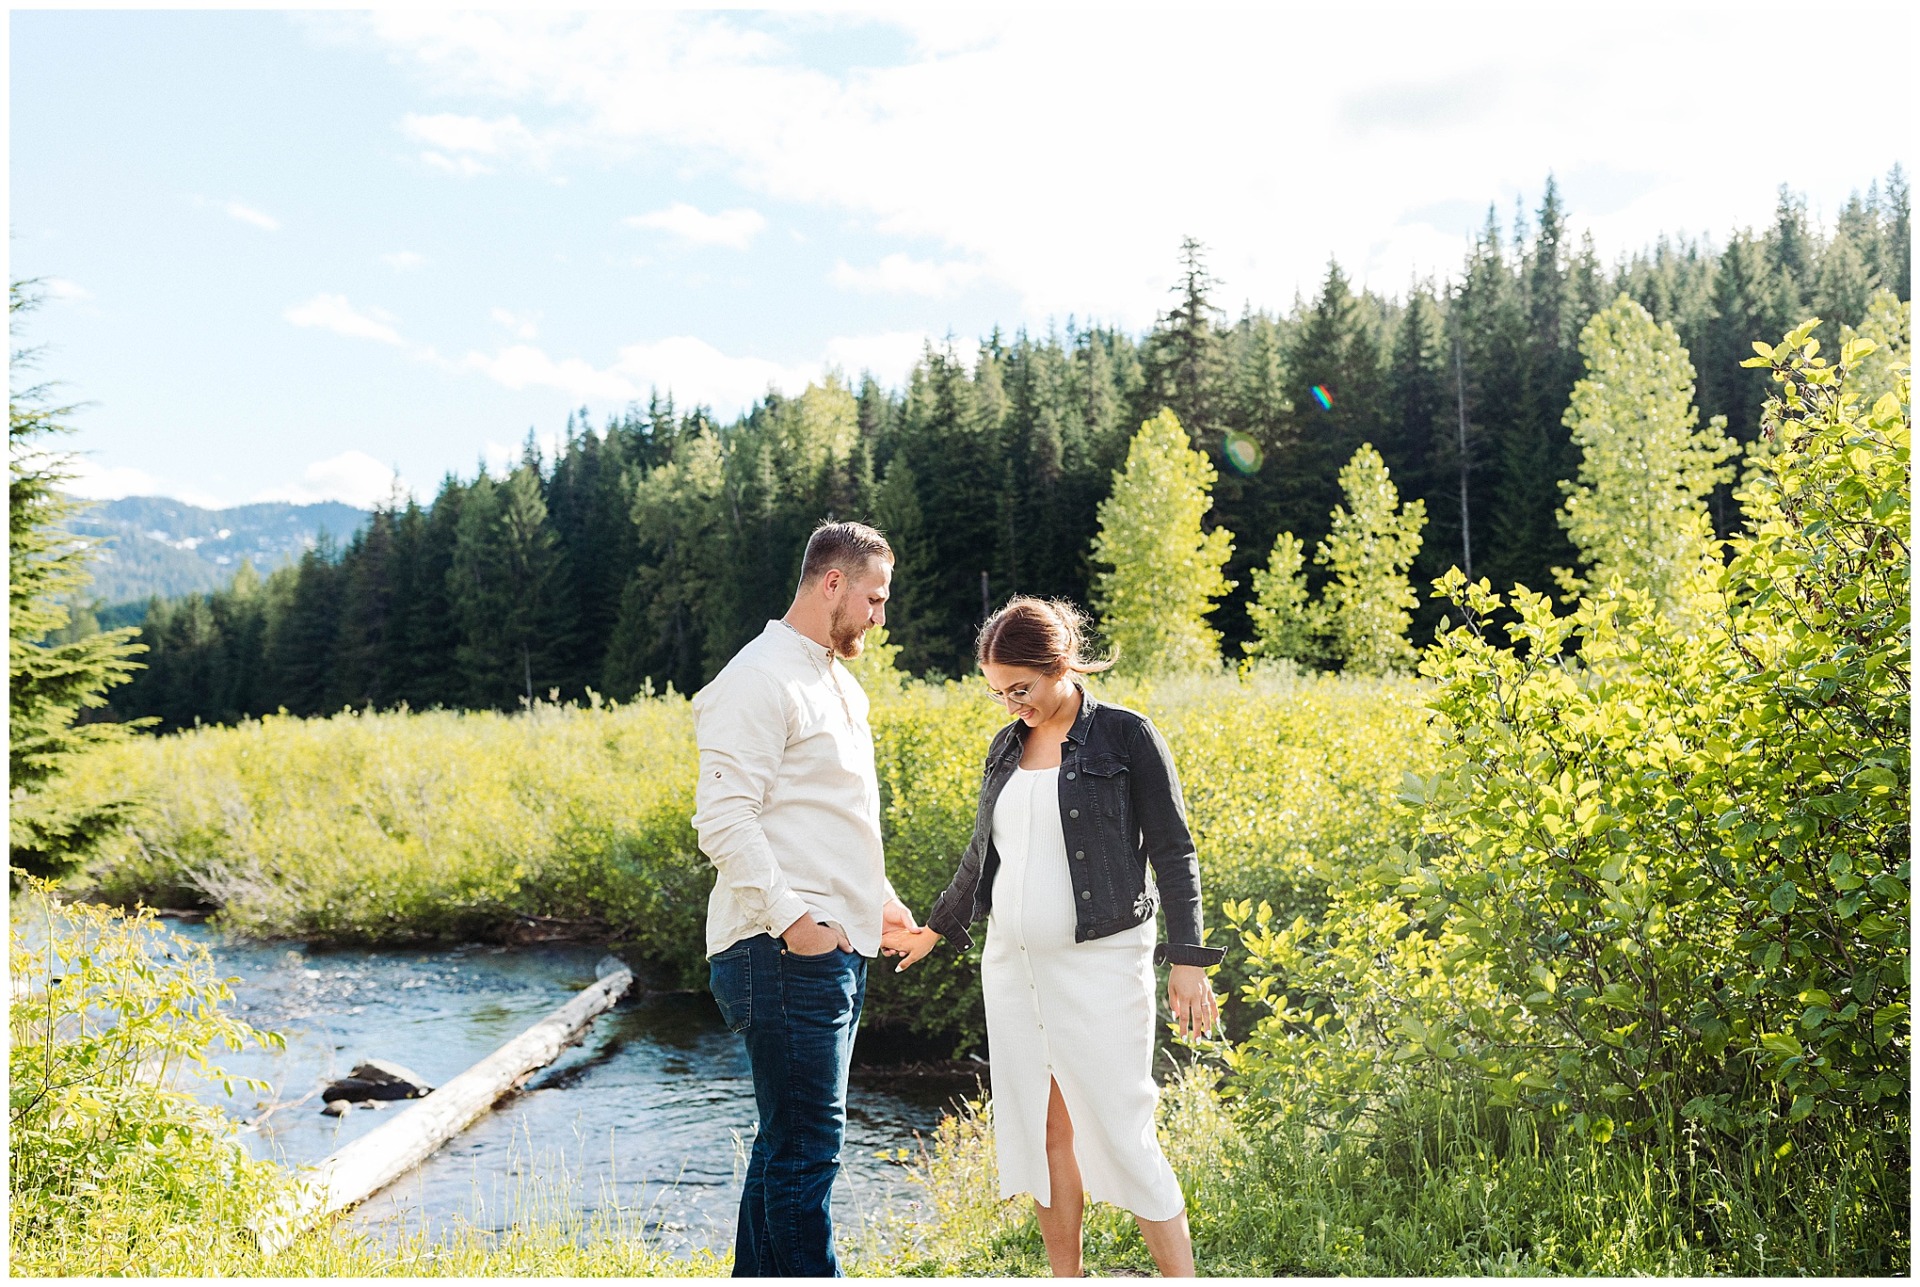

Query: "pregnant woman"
<box><xmin>884</xmin><ymin>596</ymin><xmax>1223</xmax><ymax>1278</ymax></box>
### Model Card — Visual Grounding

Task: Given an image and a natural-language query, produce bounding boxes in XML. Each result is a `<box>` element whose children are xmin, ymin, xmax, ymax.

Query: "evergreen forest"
<box><xmin>114</xmin><ymin>173</ymin><xmax>1911</xmax><ymax>728</ymax></box>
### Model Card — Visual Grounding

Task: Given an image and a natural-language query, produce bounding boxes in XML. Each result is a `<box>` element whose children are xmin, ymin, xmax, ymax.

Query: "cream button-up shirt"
<box><xmin>691</xmin><ymin>620</ymin><xmax>897</xmax><ymax>958</ymax></box>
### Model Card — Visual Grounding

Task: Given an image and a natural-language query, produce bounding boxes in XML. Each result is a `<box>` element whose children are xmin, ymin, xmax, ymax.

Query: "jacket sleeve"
<box><xmin>691</xmin><ymin>665</ymin><xmax>812</xmax><ymax>941</ymax></box>
<box><xmin>1128</xmin><ymin>715</ymin><xmax>1226</xmax><ymax>967</ymax></box>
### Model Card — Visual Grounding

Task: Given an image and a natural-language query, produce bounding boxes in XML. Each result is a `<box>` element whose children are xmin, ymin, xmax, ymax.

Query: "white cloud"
<box><xmin>253</xmin><ymin>451</ymin><xmax>405</xmax><ymax>509</ymax></box>
<box><xmin>625</xmin><ymin>202</ymin><xmax>767</xmax><ymax>250</ymax></box>
<box><xmin>823</xmin><ymin>331</ymin><xmax>960</xmax><ymax>387</ymax></box>
<box><xmin>456</xmin><ymin>331</ymin><xmax>938</xmax><ymax>418</ymax></box>
<box><xmin>403</xmin><ymin>111</ymin><xmax>549</xmax><ymax>175</ymax></box>
<box><xmin>490</xmin><ymin>307</ymin><xmax>540</xmax><ymax>340</ymax></box>
<box><xmin>612</xmin><ymin>335</ymin><xmax>813</xmax><ymax>411</ymax></box>
<box><xmin>225</xmin><ymin>201</ymin><xmax>281</xmax><ymax>231</ymax></box>
<box><xmin>63</xmin><ymin>457</ymin><xmax>225</xmax><ymax>510</ymax></box>
<box><xmin>830</xmin><ymin>254</ymin><xmax>981</xmax><ymax>296</ymax></box>
<box><xmin>464</xmin><ymin>344</ymin><xmax>640</xmax><ymax>402</ymax></box>
<box><xmin>359</xmin><ymin>9</ymin><xmax>1913</xmax><ymax>325</ymax></box>
<box><xmin>382</xmin><ymin>250</ymin><xmax>426</xmax><ymax>271</ymax></box>
<box><xmin>420</xmin><ymin>150</ymin><xmax>493</xmax><ymax>178</ymax></box>
<box><xmin>480</xmin><ymin>429</ymin><xmax>567</xmax><ymax>476</ymax></box>
<box><xmin>285</xmin><ymin>294</ymin><xmax>405</xmax><ymax>346</ymax></box>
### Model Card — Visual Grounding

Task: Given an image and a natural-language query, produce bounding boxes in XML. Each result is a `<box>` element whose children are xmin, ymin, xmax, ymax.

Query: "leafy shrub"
<box><xmin>8</xmin><ymin>883</ymin><xmax>290</xmax><ymax>1272</ymax></box>
<box><xmin>1222</xmin><ymin>322</ymin><xmax>1907</xmax><ymax>1265</ymax></box>
<box><xmin>58</xmin><ymin>672</ymin><xmax>1432</xmax><ymax>1051</ymax></box>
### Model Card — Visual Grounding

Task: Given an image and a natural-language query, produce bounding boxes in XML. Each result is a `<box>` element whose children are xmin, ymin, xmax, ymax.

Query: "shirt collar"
<box><xmin>770</xmin><ymin>618</ymin><xmax>834</xmax><ymax>664</ymax></box>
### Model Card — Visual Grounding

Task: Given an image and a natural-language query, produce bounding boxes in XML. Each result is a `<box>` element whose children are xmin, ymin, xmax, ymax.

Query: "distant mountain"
<box><xmin>66</xmin><ymin>496</ymin><xmax>372</xmax><ymax>608</ymax></box>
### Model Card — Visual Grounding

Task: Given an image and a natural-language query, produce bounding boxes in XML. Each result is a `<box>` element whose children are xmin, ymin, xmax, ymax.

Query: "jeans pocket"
<box><xmin>708</xmin><ymin>947</ymin><xmax>752</xmax><ymax>1033</ymax></box>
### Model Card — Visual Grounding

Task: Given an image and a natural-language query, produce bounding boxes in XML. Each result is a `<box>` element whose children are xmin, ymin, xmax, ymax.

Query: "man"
<box><xmin>692</xmin><ymin>519</ymin><xmax>917</xmax><ymax>1278</ymax></box>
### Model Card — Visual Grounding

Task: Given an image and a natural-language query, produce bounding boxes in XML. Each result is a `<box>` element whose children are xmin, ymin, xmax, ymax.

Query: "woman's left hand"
<box><xmin>1166</xmin><ymin>964</ymin><xmax>1219</xmax><ymax>1040</ymax></box>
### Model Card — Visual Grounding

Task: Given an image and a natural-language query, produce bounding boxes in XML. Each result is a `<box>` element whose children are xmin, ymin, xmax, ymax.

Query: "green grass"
<box><xmin>52</xmin><ymin>668</ymin><xmax>1435</xmax><ymax>1046</ymax></box>
<box><xmin>22</xmin><ymin>670</ymin><xmax>1904</xmax><ymax>1276</ymax></box>
<box><xmin>873</xmin><ymin>1066</ymin><xmax>1909</xmax><ymax>1277</ymax></box>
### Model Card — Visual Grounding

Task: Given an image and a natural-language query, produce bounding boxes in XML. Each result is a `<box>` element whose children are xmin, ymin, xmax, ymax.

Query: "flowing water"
<box><xmin>168</xmin><ymin>919</ymin><xmax>979</xmax><ymax>1256</ymax></box>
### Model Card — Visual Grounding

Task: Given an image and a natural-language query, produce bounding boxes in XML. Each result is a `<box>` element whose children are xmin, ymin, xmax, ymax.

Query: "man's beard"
<box><xmin>829</xmin><ymin>605</ymin><xmax>867</xmax><ymax>659</ymax></box>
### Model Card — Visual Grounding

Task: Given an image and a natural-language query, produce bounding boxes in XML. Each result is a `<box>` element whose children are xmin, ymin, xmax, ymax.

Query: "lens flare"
<box><xmin>1223</xmin><ymin>430</ymin><xmax>1263</xmax><ymax>475</ymax></box>
<box><xmin>1311</xmin><ymin>384</ymin><xmax>1334</xmax><ymax>411</ymax></box>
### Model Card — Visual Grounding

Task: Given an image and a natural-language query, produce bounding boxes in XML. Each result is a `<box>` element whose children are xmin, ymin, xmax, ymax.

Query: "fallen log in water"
<box><xmin>253</xmin><ymin>956</ymin><xmax>634</xmax><ymax>1256</ymax></box>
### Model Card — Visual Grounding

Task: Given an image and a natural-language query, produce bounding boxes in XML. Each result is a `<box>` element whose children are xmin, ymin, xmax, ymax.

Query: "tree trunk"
<box><xmin>252</xmin><ymin>960</ymin><xmax>633</xmax><ymax>1255</ymax></box>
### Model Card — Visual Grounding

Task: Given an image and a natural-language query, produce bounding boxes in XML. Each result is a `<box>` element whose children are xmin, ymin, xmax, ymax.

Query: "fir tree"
<box><xmin>9</xmin><ymin>282</ymin><xmax>149</xmax><ymax>877</ymax></box>
<box><xmin>1090</xmin><ymin>410</ymin><xmax>1235</xmax><ymax>676</ymax></box>
<box><xmin>1140</xmin><ymin>238</ymin><xmax>1230</xmax><ymax>455</ymax></box>
<box><xmin>448</xmin><ymin>466</ymin><xmax>576</xmax><ymax>707</ymax></box>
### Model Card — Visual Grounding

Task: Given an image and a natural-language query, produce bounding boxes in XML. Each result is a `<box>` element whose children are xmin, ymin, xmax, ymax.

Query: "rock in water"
<box><xmin>321</xmin><ymin>1058</ymin><xmax>435</xmax><ymax>1104</ymax></box>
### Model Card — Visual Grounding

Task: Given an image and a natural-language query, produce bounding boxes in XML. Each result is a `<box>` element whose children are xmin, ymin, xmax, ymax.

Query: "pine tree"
<box><xmin>603</xmin><ymin>425</ymin><xmax>727</xmax><ymax>698</ymax></box>
<box><xmin>1313</xmin><ymin>444</ymin><xmax>1426</xmax><ymax>675</ymax></box>
<box><xmin>1275</xmin><ymin>260</ymin><xmax>1387</xmax><ymax>581</ymax></box>
<box><xmin>9</xmin><ymin>282</ymin><xmax>149</xmax><ymax>877</ymax></box>
<box><xmin>1451</xmin><ymin>202</ymin><xmax>1563</xmax><ymax>599</ymax></box>
<box><xmin>1555</xmin><ymin>296</ymin><xmax>1735</xmax><ymax>611</ymax></box>
<box><xmin>1382</xmin><ymin>287</ymin><xmax>1453</xmax><ymax>640</ymax></box>
<box><xmin>331</xmin><ymin>507</ymin><xmax>397</xmax><ymax>709</ymax></box>
<box><xmin>448</xmin><ymin>466</ymin><xmax>576</xmax><ymax>708</ymax></box>
<box><xmin>395</xmin><ymin>482</ymin><xmax>467</xmax><ymax>709</ymax></box>
<box><xmin>1140</xmin><ymin>238</ymin><xmax>1230</xmax><ymax>454</ymax></box>
<box><xmin>870</xmin><ymin>455</ymin><xmax>935</xmax><ymax>673</ymax></box>
<box><xmin>1090</xmin><ymin>410</ymin><xmax>1235</xmax><ymax>676</ymax></box>
<box><xmin>264</xmin><ymin>543</ymin><xmax>343</xmax><ymax>716</ymax></box>
<box><xmin>892</xmin><ymin>341</ymin><xmax>1002</xmax><ymax>675</ymax></box>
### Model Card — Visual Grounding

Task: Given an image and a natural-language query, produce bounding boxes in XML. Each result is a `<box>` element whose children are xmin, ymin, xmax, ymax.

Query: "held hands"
<box><xmin>1166</xmin><ymin>964</ymin><xmax>1220</xmax><ymax>1040</ymax></box>
<box><xmin>882</xmin><ymin>926</ymin><xmax>942</xmax><ymax>972</ymax></box>
<box><xmin>879</xmin><ymin>898</ymin><xmax>938</xmax><ymax>970</ymax></box>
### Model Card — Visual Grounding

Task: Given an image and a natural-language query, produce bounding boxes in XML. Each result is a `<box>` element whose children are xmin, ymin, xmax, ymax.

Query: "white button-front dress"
<box><xmin>979</xmin><ymin>766</ymin><xmax>1186</xmax><ymax>1220</ymax></box>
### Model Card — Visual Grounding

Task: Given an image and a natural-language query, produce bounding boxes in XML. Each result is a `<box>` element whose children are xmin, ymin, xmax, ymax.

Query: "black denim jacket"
<box><xmin>924</xmin><ymin>689</ymin><xmax>1226</xmax><ymax>967</ymax></box>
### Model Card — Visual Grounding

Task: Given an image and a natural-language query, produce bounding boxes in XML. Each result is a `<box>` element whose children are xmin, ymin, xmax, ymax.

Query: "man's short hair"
<box><xmin>799</xmin><ymin>520</ymin><xmax>894</xmax><ymax>586</ymax></box>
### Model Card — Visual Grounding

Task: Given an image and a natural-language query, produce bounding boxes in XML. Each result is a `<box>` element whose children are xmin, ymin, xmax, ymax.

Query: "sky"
<box><xmin>9</xmin><ymin>4</ymin><xmax>1913</xmax><ymax>511</ymax></box>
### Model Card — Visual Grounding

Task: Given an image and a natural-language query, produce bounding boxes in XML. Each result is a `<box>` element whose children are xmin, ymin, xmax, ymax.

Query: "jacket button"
<box><xmin>1074</xmin><ymin>850</ymin><xmax>1084</xmax><ymax>860</ymax></box>
<box><xmin>1080</xmin><ymin>890</ymin><xmax>1091</xmax><ymax>900</ymax></box>
<box><xmin>1066</xmin><ymin>771</ymin><xmax>1076</xmax><ymax>780</ymax></box>
<box><xmin>1069</xmin><ymin>809</ymin><xmax>1079</xmax><ymax>819</ymax></box>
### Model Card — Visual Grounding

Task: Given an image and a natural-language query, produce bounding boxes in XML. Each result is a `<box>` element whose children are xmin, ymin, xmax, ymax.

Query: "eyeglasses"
<box><xmin>986</xmin><ymin>682</ymin><xmax>1038</xmax><ymax>708</ymax></box>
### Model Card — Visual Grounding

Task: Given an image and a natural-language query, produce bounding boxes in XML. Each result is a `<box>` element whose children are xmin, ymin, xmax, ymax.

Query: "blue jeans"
<box><xmin>709</xmin><ymin>933</ymin><xmax>867</xmax><ymax>1278</ymax></box>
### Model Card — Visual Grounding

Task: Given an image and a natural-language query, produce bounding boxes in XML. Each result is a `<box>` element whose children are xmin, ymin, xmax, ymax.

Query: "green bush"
<box><xmin>8</xmin><ymin>884</ymin><xmax>291</xmax><ymax>1272</ymax></box>
<box><xmin>57</xmin><ymin>670</ymin><xmax>1432</xmax><ymax>1051</ymax></box>
<box><xmin>1219</xmin><ymin>322</ymin><xmax>1908</xmax><ymax>1271</ymax></box>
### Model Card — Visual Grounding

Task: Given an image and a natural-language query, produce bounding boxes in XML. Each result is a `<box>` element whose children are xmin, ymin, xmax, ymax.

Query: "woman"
<box><xmin>884</xmin><ymin>596</ymin><xmax>1223</xmax><ymax>1278</ymax></box>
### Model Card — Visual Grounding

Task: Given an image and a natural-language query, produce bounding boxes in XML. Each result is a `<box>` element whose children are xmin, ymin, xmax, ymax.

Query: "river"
<box><xmin>168</xmin><ymin>919</ymin><xmax>980</xmax><ymax>1257</ymax></box>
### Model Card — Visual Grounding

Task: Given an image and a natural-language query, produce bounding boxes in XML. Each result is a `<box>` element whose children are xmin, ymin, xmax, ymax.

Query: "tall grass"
<box><xmin>877</xmin><ymin>1065</ymin><xmax>1908</xmax><ymax>1276</ymax></box>
<box><xmin>57</xmin><ymin>669</ymin><xmax>1435</xmax><ymax>1045</ymax></box>
<box><xmin>32</xmin><ymin>670</ymin><xmax>1899</xmax><ymax>1275</ymax></box>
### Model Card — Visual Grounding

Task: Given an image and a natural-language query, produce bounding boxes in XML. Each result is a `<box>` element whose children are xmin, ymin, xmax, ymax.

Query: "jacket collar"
<box><xmin>1065</xmin><ymin>685</ymin><xmax>1100</xmax><ymax>745</ymax></box>
<box><xmin>995</xmin><ymin>684</ymin><xmax>1099</xmax><ymax>763</ymax></box>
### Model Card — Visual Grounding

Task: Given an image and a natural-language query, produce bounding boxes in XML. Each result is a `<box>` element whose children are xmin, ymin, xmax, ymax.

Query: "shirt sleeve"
<box><xmin>692</xmin><ymin>665</ymin><xmax>812</xmax><ymax>939</ymax></box>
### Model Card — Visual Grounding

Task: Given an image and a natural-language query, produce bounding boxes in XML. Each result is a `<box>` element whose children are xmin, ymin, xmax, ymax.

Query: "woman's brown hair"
<box><xmin>976</xmin><ymin>596</ymin><xmax>1113</xmax><ymax>678</ymax></box>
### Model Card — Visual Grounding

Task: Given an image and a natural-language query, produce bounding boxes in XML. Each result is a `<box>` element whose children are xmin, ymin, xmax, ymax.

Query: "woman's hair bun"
<box><xmin>976</xmin><ymin>596</ymin><xmax>1113</xmax><ymax>677</ymax></box>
